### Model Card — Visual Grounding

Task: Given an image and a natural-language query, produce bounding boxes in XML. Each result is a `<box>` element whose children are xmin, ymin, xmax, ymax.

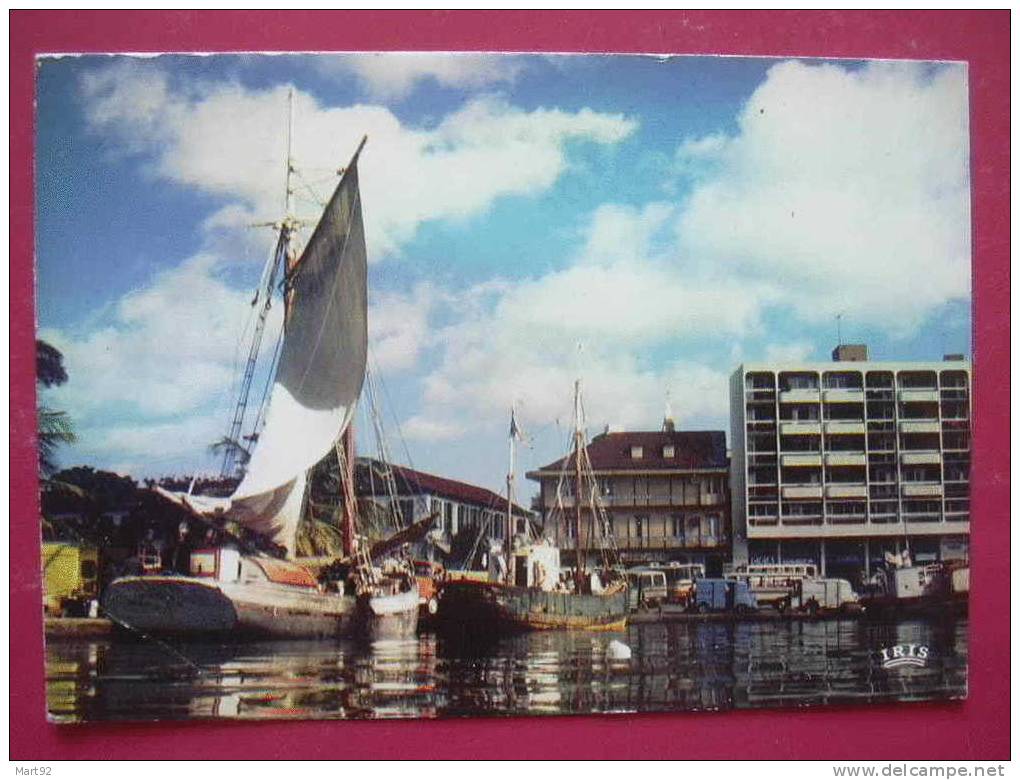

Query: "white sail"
<box><xmin>161</xmin><ymin>144</ymin><xmax>368</xmax><ymax>557</ymax></box>
<box><xmin>230</xmin><ymin>145</ymin><xmax>368</xmax><ymax>554</ymax></box>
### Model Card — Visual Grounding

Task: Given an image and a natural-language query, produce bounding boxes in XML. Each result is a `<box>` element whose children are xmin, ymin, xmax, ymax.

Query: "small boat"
<box><xmin>860</xmin><ymin>552</ymin><xmax>968</xmax><ymax>614</ymax></box>
<box><xmin>439</xmin><ymin>384</ymin><xmax>630</xmax><ymax>634</ymax></box>
<box><xmin>103</xmin><ymin>101</ymin><xmax>418</xmax><ymax>640</ymax></box>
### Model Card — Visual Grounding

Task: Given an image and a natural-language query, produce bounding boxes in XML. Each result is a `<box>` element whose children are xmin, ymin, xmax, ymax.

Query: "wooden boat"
<box><xmin>103</xmin><ymin>102</ymin><xmax>418</xmax><ymax>640</ymax></box>
<box><xmin>438</xmin><ymin>384</ymin><xmax>630</xmax><ymax>634</ymax></box>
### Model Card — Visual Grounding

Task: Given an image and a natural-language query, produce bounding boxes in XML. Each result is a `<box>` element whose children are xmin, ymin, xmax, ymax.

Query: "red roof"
<box><xmin>528</xmin><ymin>430</ymin><xmax>728</xmax><ymax>475</ymax></box>
<box><xmin>357</xmin><ymin>458</ymin><xmax>530</xmax><ymax>517</ymax></box>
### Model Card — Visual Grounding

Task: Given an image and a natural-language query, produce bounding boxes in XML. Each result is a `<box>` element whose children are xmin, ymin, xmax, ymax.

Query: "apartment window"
<box><xmin>565</xmin><ymin>519</ymin><xmax>578</xmax><ymax>538</ymax></box>
<box><xmin>662</xmin><ymin>445</ymin><xmax>675</xmax><ymax>458</ymax></box>
<box><xmin>631</xmin><ymin>446</ymin><xmax>644</xmax><ymax>460</ymax></box>
<box><xmin>600</xmin><ymin>478</ymin><xmax>614</xmax><ymax>496</ymax></box>
<box><xmin>823</xmin><ymin>371</ymin><xmax>863</xmax><ymax>390</ymax></box>
<box><xmin>634</xmin><ymin>515</ymin><xmax>648</xmax><ymax>538</ymax></box>
<box><xmin>782</xmin><ymin>372</ymin><xmax>819</xmax><ymax>390</ymax></box>
<box><xmin>670</xmin><ymin>515</ymin><xmax>684</xmax><ymax>540</ymax></box>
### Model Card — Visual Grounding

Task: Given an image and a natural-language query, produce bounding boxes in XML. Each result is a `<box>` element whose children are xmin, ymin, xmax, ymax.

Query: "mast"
<box><xmin>341</xmin><ymin>423</ymin><xmax>357</xmax><ymax>557</ymax></box>
<box><xmin>219</xmin><ymin>89</ymin><xmax>298</xmax><ymax>479</ymax></box>
<box><xmin>505</xmin><ymin>403</ymin><xmax>516</xmax><ymax>584</ymax></box>
<box><xmin>573</xmin><ymin>380</ymin><xmax>586</xmax><ymax>592</ymax></box>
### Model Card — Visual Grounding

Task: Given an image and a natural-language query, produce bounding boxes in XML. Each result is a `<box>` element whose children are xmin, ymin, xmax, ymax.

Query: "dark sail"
<box><xmin>225</xmin><ymin>141</ymin><xmax>369</xmax><ymax>555</ymax></box>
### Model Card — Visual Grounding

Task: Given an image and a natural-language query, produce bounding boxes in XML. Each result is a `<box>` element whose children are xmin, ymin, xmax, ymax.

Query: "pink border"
<box><xmin>10</xmin><ymin>10</ymin><xmax>1009</xmax><ymax>760</ymax></box>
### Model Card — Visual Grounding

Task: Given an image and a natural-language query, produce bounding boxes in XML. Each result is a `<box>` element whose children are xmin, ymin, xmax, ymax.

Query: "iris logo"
<box><xmin>879</xmin><ymin>644</ymin><xmax>930</xmax><ymax>669</ymax></box>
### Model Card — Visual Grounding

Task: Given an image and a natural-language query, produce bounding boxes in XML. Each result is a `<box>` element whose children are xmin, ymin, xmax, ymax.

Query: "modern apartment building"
<box><xmin>729</xmin><ymin>345</ymin><xmax>971</xmax><ymax>584</ymax></box>
<box><xmin>526</xmin><ymin>423</ymin><xmax>731</xmax><ymax>575</ymax></box>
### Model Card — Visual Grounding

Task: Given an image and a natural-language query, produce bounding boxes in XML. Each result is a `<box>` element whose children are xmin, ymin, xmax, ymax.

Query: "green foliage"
<box><xmin>36</xmin><ymin>339</ymin><xmax>68</xmax><ymax>388</ymax></box>
<box><xmin>36</xmin><ymin>340</ymin><xmax>75</xmax><ymax>478</ymax></box>
<box><xmin>38</xmin><ymin>407</ymin><xmax>77</xmax><ymax>478</ymax></box>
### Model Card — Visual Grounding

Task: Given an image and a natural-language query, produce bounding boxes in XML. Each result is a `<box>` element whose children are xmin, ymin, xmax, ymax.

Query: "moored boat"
<box><xmin>103</xmin><ymin>104</ymin><xmax>418</xmax><ymax>640</ymax></box>
<box><xmin>438</xmin><ymin>384</ymin><xmax>630</xmax><ymax>634</ymax></box>
<box><xmin>859</xmin><ymin>554</ymin><xmax>968</xmax><ymax>615</ymax></box>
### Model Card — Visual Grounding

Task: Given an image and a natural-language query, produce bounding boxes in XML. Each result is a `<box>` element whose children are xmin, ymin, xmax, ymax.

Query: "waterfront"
<box><xmin>46</xmin><ymin>614</ymin><xmax>967</xmax><ymax>722</ymax></box>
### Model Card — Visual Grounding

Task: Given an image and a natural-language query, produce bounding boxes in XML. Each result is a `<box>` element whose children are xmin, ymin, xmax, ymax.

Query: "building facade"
<box><xmin>356</xmin><ymin>458</ymin><xmax>533</xmax><ymax>555</ymax></box>
<box><xmin>526</xmin><ymin>426</ymin><xmax>731</xmax><ymax>574</ymax></box>
<box><xmin>729</xmin><ymin>346</ymin><xmax>971</xmax><ymax>584</ymax></box>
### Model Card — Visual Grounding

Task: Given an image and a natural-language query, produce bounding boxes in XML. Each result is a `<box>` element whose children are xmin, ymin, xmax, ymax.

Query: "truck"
<box><xmin>42</xmin><ymin>542</ymin><xmax>100</xmax><ymax>617</ymax></box>
<box><xmin>692</xmin><ymin>578</ymin><xmax>758</xmax><ymax>614</ymax></box>
<box><xmin>626</xmin><ymin>567</ymin><xmax>669</xmax><ymax>608</ymax></box>
<box><xmin>780</xmin><ymin>577</ymin><xmax>860</xmax><ymax>615</ymax></box>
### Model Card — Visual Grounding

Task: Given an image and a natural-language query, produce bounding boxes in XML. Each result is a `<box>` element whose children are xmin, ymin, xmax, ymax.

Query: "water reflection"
<box><xmin>46</xmin><ymin>616</ymin><xmax>967</xmax><ymax>723</ymax></box>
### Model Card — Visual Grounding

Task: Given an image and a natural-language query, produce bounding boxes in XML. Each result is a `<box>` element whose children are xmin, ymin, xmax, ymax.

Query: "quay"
<box><xmin>45</xmin><ymin>617</ymin><xmax>114</xmax><ymax>639</ymax></box>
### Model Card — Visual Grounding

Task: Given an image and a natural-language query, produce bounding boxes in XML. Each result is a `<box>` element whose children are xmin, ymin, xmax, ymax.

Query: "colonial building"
<box><xmin>525</xmin><ymin>424</ymin><xmax>731</xmax><ymax>575</ymax></box>
<box><xmin>729</xmin><ymin>345</ymin><xmax>971</xmax><ymax>584</ymax></box>
<box><xmin>355</xmin><ymin>457</ymin><xmax>533</xmax><ymax>556</ymax></box>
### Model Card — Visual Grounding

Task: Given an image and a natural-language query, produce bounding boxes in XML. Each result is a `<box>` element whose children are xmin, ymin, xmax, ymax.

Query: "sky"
<box><xmin>35</xmin><ymin>53</ymin><xmax>972</xmax><ymax>498</ymax></box>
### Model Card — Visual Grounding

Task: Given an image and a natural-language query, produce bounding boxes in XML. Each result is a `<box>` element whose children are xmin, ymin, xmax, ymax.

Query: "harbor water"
<box><xmin>46</xmin><ymin>614</ymin><xmax>967</xmax><ymax>722</ymax></box>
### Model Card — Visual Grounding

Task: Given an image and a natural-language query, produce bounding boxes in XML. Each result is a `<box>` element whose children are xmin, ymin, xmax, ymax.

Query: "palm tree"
<box><xmin>207</xmin><ymin>436</ymin><xmax>252</xmax><ymax>477</ymax></box>
<box><xmin>39</xmin><ymin>408</ymin><xmax>77</xmax><ymax>478</ymax></box>
<box><xmin>36</xmin><ymin>340</ymin><xmax>75</xmax><ymax>478</ymax></box>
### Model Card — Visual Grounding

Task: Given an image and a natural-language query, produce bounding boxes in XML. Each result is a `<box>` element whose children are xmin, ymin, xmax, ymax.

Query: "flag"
<box><xmin>509</xmin><ymin>408</ymin><xmax>521</xmax><ymax>440</ymax></box>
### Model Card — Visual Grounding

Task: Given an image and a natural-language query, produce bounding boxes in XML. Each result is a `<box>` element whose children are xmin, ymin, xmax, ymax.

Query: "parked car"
<box><xmin>692</xmin><ymin>577</ymin><xmax>758</xmax><ymax>614</ymax></box>
<box><xmin>662</xmin><ymin>562</ymin><xmax>704</xmax><ymax>606</ymax></box>
<box><xmin>781</xmin><ymin>577</ymin><xmax>860</xmax><ymax>615</ymax></box>
<box><xmin>626</xmin><ymin>567</ymin><xmax>669</xmax><ymax>608</ymax></box>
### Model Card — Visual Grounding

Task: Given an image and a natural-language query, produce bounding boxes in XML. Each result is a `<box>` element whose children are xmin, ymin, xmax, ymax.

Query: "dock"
<box><xmin>44</xmin><ymin>617</ymin><xmax>114</xmax><ymax>639</ymax></box>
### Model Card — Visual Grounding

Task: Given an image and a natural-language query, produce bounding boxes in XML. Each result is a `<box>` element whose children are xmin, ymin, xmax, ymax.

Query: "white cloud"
<box><xmin>399</xmin><ymin>202</ymin><xmax>746</xmax><ymax>443</ymax></box>
<box><xmin>53</xmin><ymin>59</ymin><xmax>638</xmax><ymax>473</ymax></box>
<box><xmin>369</xmin><ymin>283</ymin><xmax>438</xmax><ymax>373</ymax></box>
<box><xmin>81</xmin><ymin>60</ymin><xmax>637</xmax><ymax>262</ymax></box>
<box><xmin>322</xmin><ymin>52</ymin><xmax>526</xmax><ymax>100</ymax></box>
<box><xmin>40</xmin><ymin>253</ymin><xmax>262</xmax><ymax>420</ymax></box>
<box><xmin>675</xmin><ymin>59</ymin><xmax>971</xmax><ymax>334</ymax></box>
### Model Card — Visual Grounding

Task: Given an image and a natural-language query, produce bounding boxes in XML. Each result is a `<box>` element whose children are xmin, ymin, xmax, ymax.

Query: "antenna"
<box><xmin>836</xmin><ymin>312</ymin><xmax>844</xmax><ymax>347</ymax></box>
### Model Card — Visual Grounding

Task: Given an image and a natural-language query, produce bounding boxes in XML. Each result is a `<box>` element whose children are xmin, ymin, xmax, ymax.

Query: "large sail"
<box><xmin>227</xmin><ymin>143</ymin><xmax>369</xmax><ymax>555</ymax></box>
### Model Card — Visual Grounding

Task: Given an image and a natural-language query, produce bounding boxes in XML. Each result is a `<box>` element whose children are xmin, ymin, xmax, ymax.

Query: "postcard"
<box><xmin>35</xmin><ymin>51</ymin><xmax>971</xmax><ymax>724</ymax></box>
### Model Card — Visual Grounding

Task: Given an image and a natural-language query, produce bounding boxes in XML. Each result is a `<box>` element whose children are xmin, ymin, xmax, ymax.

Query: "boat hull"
<box><xmin>103</xmin><ymin>576</ymin><xmax>418</xmax><ymax>640</ymax></box>
<box><xmin>438</xmin><ymin>580</ymin><xmax>629</xmax><ymax>634</ymax></box>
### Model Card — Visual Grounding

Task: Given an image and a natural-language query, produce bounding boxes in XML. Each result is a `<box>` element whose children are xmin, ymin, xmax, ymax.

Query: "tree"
<box><xmin>36</xmin><ymin>340</ymin><xmax>76</xmax><ymax>478</ymax></box>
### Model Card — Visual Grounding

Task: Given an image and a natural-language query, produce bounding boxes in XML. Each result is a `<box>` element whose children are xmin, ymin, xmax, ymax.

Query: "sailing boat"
<box><xmin>438</xmin><ymin>382</ymin><xmax>630</xmax><ymax>633</ymax></box>
<box><xmin>103</xmin><ymin>110</ymin><xmax>419</xmax><ymax>640</ymax></box>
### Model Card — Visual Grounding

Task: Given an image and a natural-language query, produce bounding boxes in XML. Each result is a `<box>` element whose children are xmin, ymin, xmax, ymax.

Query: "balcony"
<box><xmin>899</xmin><ymin>420</ymin><xmax>940</xmax><ymax>434</ymax></box>
<box><xmin>782</xmin><ymin>485</ymin><xmax>823</xmax><ymax>499</ymax></box>
<box><xmin>825</xmin><ymin>421</ymin><xmax>866</xmax><ymax>435</ymax></box>
<box><xmin>779</xmin><ymin>389</ymin><xmax>820</xmax><ymax>403</ymax></box>
<box><xmin>901</xmin><ymin>482</ymin><xmax>943</xmax><ymax>497</ymax></box>
<box><xmin>826</xmin><ymin>483</ymin><xmax>867</xmax><ymax>499</ymax></box>
<box><xmin>781</xmin><ymin>453</ymin><xmax>822</xmax><ymax>467</ymax></box>
<box><xmin>825</xmin><ymin>452</ymin><xmax>866</xmax><ymax>467</ymax></box>
<box><xmin>781</xmin><ymin>421</ymin><xmax>821</xmax><ymax>436</ymax></box>
<box><xmin>901</xmin><ymin>451</ymin><xmax>942</xmax><ymax>465</ymax></box>
<box><xmin>899</xmin><ymin>389</ymin><xmax>939</xmax><ymax>403</ymax></box>
<box><xmin>824</xmin><ymin>389</ymin><xmax>864</xmax><ymax>403</ymax></box>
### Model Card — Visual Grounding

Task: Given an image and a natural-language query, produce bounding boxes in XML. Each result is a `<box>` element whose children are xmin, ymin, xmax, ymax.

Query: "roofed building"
<box><xmin>525</xmin><ymin>422</ymin><xmax>731</xmax><ymax>574</ymax></box>
<box><xmin>355</xmin><ymin>458</ymin><xmax>533</xmax><ymax>559</ymax></box>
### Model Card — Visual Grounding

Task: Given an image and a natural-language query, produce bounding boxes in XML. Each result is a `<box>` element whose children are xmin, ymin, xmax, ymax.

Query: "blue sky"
<box><xmin>36</xmin><ymin>53</ymin><xmax>971</xmax><ymax>496</ymax></box>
